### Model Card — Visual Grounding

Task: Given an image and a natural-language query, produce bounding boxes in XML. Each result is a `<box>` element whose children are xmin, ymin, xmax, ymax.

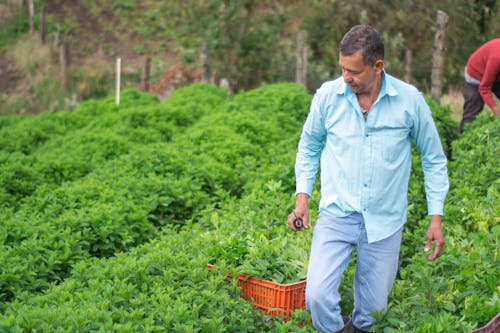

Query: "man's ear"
<box><xmin>374</xmin><ymin>59</ymin><xmax>384</xmax><ymax>73</ymax></box>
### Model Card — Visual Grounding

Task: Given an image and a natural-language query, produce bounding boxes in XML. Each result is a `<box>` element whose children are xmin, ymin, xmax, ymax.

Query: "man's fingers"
<box><xmin>427</xmin><ymin>242</ymin><xmax>444</xmax><ymax>261</ymax></box>
<box><xmin>424</xmin><ymin>239</ymin><xmax>432</xmax><ymax>252</ymax></box>
<box><xmin>287</xmin><ymin>214</ymin><xmax>297</xmax><ymax>231</ymax></box>
<box><xmin>287</xmin><ymin>211</ymin><xmax>309</xmax><ymax>232</ymax></box>
<box><xmin>426</xmin><ymin>217</ymin><xmax>444</xmax><ymax>261</ymax></box>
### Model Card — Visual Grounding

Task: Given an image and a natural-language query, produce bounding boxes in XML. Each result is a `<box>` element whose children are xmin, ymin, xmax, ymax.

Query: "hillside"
<box><xmin>0</xmin><ymin>1</ymin><xmax>198</xmax><ymax>114</ymax></box>
<box><xmin>1</xmin><ymin>1</ymin><xmax>499</xmax><ymax>115</ymax></box>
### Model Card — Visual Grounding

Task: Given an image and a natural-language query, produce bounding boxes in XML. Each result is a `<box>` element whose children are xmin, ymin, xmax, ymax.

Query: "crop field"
<box><xmin>0</xmin><ymin>83</ymin><xmax>498</xmax><ymax>332</ymax></box>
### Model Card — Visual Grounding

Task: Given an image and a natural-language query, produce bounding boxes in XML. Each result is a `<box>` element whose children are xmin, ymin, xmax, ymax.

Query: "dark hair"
<box><xmin>339</xmin><ymin>25</ymin><xmax>384</xmax><ymax>66</ymax></box>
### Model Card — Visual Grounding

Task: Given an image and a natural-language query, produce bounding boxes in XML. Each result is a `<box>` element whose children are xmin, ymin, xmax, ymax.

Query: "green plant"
<box><xmin>0</xmin><ymin>83</ymin><xmax>497</xmax><ymax>332</ymax></box>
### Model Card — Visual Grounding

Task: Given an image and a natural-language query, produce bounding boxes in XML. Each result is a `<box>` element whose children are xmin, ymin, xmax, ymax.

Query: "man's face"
<box><xmin>339</xmin><ymin>51</ymin><xmax>383</xmax><ymax>95</ymax></box>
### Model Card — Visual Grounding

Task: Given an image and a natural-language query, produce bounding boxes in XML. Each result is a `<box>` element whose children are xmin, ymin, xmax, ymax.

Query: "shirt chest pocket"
<box><xmin>372</xmin><ymin>129</ymin><xmax>411</xmax><ymax>163</ymax></box>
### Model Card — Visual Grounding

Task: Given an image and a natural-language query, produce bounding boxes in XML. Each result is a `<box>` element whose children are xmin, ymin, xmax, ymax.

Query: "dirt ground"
<box><xmin>0</xmin><ymin>54</ymin><xmax>20</xmax><ymax>93</ymax></box>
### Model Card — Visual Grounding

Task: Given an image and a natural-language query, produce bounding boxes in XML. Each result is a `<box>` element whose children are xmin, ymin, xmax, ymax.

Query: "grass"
<box><xmin>440</xmin><ymin>86</ymin><xmax>464</xmax><ymax>122</ymax></box>
<box><xmin>1</xmin><ymin>35</ymin><xmax>62</xmax><ymax>114</ymax></box>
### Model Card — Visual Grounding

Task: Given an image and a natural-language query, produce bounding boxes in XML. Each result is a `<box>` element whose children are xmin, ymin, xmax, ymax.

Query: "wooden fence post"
<box><xmin>219</xmin><ymin>78</ymin><xmax>231</xmax><ymax>95</ymax></box>
<box><xmin>53</xmin><ymin>23</ymin><xmax>60</xmax><ymax>49</ymax></box>
<box><xmin>49</xmin><ymin>23</ymin><xmax>60</xmax><ymax>64</ymax></box>
<box><xmin>28</xmin><ymin>0</ymin><xmax>34</xmax><ymax>35</ymax></box>
<box><xmin>59</xmin><ymin>36</ymin><xmax>69</xmax><ymax>90</ymax></box>
<box><xmin>404</xmin><ymin>48</ymin><xmax>413</xmax><ymax>83</ymax></box>
<box><xmin>40</xmin><ymin>6</ymin><xmax>46</xmax><ymax>45</ymax></box>
<box><xmin>140</xmin><ymin>57</ymin><xmax>151</xmax><ymax>92</ymax></box>
<box><xmin>431</xmin><ymin>10</ymin><xmax>448</xmax><ymax>101</ymax></box>
<box><xmin>201</xmin><ymin>42</ymin><xmax>211</xmax><ymax>84</ymax></box>
<box><xmin>295</xmin><ymin>30</ymin><xmax>307</xmax><ymax>87</ymax></box>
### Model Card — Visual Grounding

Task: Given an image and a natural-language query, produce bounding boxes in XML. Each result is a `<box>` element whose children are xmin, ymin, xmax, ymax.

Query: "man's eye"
<box><xmin>341</xmin><ymin>68</ymin><xmax>359</xmax><ymax>75</ymax></box>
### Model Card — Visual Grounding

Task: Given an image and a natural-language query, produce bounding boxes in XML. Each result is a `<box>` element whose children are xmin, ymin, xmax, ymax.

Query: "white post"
<box><xmin>28</xmin><ymin>0</ymin><xmax>34</xmax><ymax>35</ymax></box>
<box><xmin>295</xmin><ymin>30</ymin><xmax>307</xmax><ymax>87</ymax></box>
<box><xmin>115</xmin><ymin>57</ymin><xmax>121</xmax><ymax>105</ymax></box>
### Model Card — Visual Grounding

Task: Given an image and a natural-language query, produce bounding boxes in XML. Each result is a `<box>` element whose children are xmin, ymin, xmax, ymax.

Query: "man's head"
<box><xmin>338</xmin><ymin>25</ymin><xmax>384</xmax><ymax>96</ymax></box>
<box><xmin>339</xmin><ymin>25</ymin><xmax>384</xmax><ymax>66</ymax></box>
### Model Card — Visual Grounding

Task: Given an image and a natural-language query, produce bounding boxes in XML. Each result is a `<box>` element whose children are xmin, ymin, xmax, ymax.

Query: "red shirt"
<box><xmin>466</xmin><ymin>38</ymin><xmax>500</xmax><ymax>109</ymax></box>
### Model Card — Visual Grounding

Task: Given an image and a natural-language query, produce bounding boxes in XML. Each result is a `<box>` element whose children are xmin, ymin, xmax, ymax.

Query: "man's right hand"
<box><xmin>287</xmin><ymin>193</ymin><xmax>310</xmax><ymax>231</ymax></box>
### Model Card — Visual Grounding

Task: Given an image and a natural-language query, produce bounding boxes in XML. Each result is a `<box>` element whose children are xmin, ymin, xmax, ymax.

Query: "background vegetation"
<box><xmin>0</xmin><ymin>0</ymin><xmax>499</xmax><ymax>115</ymax></box>
<box><xmin>0</xmin><ymin>83</ymin><xmax>497</xmax><ymax>332</ymax></box>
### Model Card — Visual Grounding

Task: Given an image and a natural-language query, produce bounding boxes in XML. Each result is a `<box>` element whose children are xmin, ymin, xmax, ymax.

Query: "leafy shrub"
<box><xmin>0</xmin><ymin>230</ymin><xmax>284</xmax><ymax>332</ymax></box>
<box><xmin>0</xmin><ymin>83</ymin><xmax>496</xmax><ymax>332</ymax></box>
<box><xmin>0</xmin><ymin>84</ymin><xmax>230</xmax><ymax>304</ymax></box>
<box><xmin>374</xmin><ymin>113</ymin><xmax>499</xmax><ymax>331</ymax></box>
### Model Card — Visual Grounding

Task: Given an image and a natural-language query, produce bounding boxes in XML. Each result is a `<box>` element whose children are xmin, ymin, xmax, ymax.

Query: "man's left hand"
<box><xmin>424</xmin><ymin>215</ymin><xmax>445</xmax><ymax>261</ymax></box>
<box><xmin>492</xmin><ymin>107</ymin><xmax>500</xmax><ymax>117</ymax></box>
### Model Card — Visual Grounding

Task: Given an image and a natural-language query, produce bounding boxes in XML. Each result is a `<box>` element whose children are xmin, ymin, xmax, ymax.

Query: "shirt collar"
<box><xmin>383</xmin><ymin>71</ymin><xmax>398</xmax><ymax>97</ymax></box>
<box><xmin>335</xmin><ymin>70</ymin><xmax>398</xmax><ymax>98</ymax></box>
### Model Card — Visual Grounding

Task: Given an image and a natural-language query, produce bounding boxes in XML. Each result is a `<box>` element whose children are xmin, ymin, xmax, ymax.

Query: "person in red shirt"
<box><xmin>459</xmin><ymin>38</ymin><xmax>500</xmax><ymax>133</ymax></box>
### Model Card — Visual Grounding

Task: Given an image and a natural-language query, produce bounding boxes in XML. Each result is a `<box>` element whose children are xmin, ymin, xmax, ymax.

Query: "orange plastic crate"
<box><xmin>207</xmin><ymin>264</ymin><xmax>306</xmax><ymax>317</ymax></box>
<box><xmin>237</xmin><ymin>275</ymin><xmax>306</xmax><ymax>317</ymax></box>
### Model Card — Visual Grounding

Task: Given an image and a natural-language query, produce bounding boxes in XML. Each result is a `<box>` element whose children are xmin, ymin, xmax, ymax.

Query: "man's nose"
<box><xmin>341</xmin><ymin>69</ymin><xmax>352</xmax><ymax>82</ymax></box>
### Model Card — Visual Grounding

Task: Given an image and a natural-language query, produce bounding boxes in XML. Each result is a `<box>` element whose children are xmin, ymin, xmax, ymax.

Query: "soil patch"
<box><xmin>0</xmin><ymin>54</ymin><xmax>20</xmax><ymax>93</ymax></box>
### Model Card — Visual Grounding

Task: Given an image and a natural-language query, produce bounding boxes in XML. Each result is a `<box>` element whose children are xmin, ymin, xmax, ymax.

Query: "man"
<box><xmin>287</xmin><ymin>25</ymin><xmax>449</xmax><ymax>332</ymax></box>
<box><xmin>459</xmin><ymin>38</ymin><xmax>500</xmax><ymax>133</ymax></box>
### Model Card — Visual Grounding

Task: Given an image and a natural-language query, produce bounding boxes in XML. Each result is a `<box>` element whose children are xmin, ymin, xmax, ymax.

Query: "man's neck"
<box><xmin>357</xmin><ymin>75</ymin><xmax>383</xmax><ymax>115</ymax></box>
<box><xmin>358</xmin><ymin>75</ymin><xmax>382</xmax><ymax>103</ymax></box>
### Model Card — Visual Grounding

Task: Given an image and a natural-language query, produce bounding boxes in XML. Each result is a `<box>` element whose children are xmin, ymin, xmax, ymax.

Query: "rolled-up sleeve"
<box><xmin>295</xmin><ymin>93</ymin><xmax>326</xmax><ymax>197</ymax></box>
<box><xmin>411</xmin><ymin>95</ymin><xmax>449</xmax><ymax>216</ymax></box>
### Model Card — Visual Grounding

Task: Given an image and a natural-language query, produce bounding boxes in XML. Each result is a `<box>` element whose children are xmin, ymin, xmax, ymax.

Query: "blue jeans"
<box><xmin>305</xmin><ymin>213</ymin><xmax>403</xmax><ymax>332</ymax></box>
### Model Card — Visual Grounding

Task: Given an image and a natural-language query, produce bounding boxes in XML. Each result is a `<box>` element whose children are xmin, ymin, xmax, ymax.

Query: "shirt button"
<box><xmin>365</xmin><ymin>134</ymin><xmax>369</xmax><ymax>138</ymax></box>
<box><xmin>364</xmin><ymin>184</ymin><xmax>368</xmax><ymax>187</ymax></box>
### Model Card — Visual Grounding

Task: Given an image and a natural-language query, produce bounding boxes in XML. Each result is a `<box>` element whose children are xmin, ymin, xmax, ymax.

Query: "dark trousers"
<box><xmin>460</xmin><ymin>82</ymin><xmax>500</xmax><ymax>133</ymax></box>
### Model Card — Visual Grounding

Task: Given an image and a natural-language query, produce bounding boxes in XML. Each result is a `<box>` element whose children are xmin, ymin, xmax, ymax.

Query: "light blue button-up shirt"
<box><xmin>295</xmin><ymin>71</ymin><xmax>449</xmax><ymax>243</ymax></box>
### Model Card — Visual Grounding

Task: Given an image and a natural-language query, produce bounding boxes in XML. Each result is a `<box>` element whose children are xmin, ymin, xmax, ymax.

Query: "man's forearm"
<box><xmin>295</xmin><ymin>192</ymin><xmax>309</xmax><ymax>210</ymax></box>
